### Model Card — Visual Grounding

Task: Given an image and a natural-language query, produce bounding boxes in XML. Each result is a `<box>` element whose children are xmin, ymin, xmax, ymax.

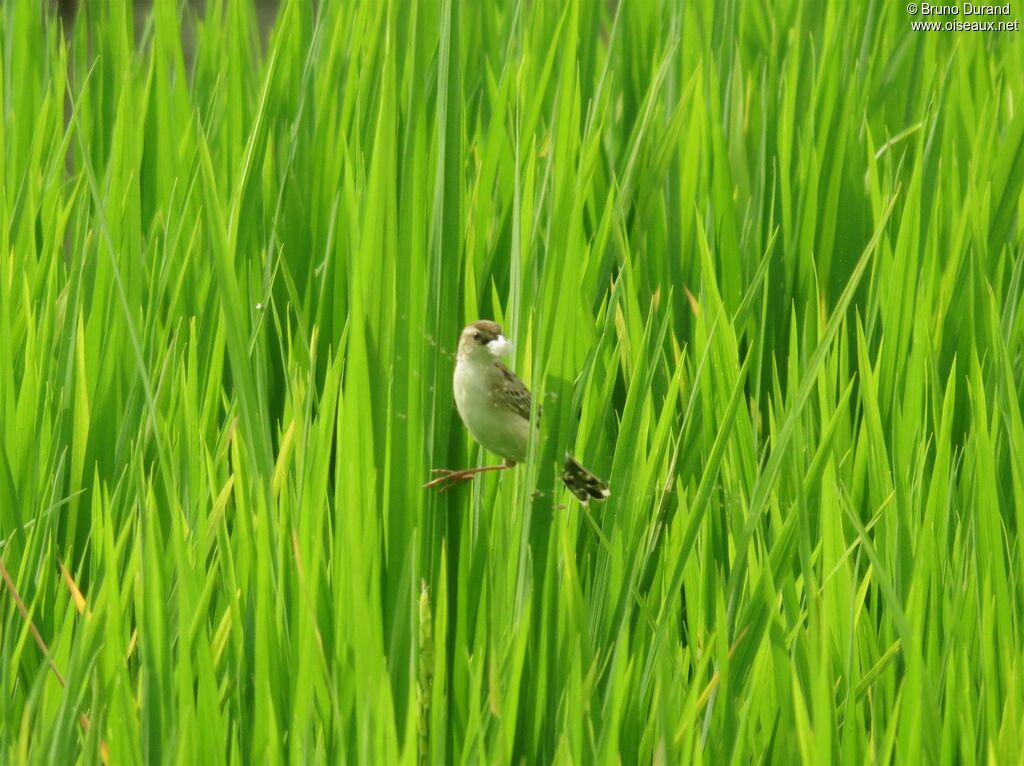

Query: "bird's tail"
<box><xmin>562</xmin><ymin>455</ymin><xmax>610</xmax><ymax>504</ymax></box>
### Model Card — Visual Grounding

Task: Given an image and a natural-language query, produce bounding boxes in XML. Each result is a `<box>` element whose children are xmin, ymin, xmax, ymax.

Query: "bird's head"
<box><xmin>458</xmin><ymin>320</ymin><xmax>513</xmax><ymax>363</ymax></box>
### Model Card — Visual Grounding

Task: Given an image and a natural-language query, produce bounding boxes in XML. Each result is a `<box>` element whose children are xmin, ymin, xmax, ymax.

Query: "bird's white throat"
<box><xmin>486</xmin><ymin>335</ymin><xmax>513</xmax><ymax>358</ymax></box>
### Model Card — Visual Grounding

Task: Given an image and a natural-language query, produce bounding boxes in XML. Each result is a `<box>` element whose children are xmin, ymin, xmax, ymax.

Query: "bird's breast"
<box><xmin>453</xmin><ymin>359</ymin><xmax>529</xmax><ymax>463</ymax></box>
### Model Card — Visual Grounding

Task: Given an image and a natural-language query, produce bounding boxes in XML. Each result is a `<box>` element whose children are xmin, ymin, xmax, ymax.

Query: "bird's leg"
<box><xmin>424</xmin><ymin>460</ymin><xmax>515</xmax><ymax>492</ymax></box>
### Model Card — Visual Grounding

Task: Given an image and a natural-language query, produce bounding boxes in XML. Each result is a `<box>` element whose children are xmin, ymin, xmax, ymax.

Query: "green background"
<box><xmin>2</xmin><ymin>0</ymin><xmax>1023</xmax><ymax>762</ymax></box>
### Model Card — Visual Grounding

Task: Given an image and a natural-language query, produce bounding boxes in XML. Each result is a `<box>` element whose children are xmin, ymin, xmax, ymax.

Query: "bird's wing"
<box><xmin>495</xmin><ymin>362</ymin><xmax>539</xmax><ymax>421</ymax></box>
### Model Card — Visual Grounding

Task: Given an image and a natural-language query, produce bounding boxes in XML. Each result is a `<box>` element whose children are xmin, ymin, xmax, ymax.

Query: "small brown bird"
<box><xmin>426</xmin><ymin>320</ymin><xmax>610</xmax><ymax>503</ymax></box>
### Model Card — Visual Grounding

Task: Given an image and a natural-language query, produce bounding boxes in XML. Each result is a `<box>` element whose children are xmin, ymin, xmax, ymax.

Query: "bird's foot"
<box><xmin>424</xmin><ymin>468</ymin><xmax>477</xmax><ymax>492</ymax></box>
<box><xmin>424</xmin><ymin>464</ymin><xmax>511</xmax><ymax>492</ymax></box>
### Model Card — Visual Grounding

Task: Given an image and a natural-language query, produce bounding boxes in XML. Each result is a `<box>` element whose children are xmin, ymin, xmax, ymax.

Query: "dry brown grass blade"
<box><xmin>1</xmin><ymin>557</ymin><xmax>109</xmax><ymax>764</ymax></box>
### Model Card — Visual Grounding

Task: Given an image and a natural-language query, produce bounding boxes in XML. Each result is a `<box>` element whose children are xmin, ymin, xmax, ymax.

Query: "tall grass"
<box><xmin>1</xmin><ymin>0</ymin><xmax>1023</xmax><ymax>762</ymax></box>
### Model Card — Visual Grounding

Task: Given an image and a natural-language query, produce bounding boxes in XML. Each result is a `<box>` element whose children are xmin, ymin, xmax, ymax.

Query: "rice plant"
<box><xmin>1</xmin><ymin>0</ymin><xmax>1023</xmax><ymax>762</ymax></box>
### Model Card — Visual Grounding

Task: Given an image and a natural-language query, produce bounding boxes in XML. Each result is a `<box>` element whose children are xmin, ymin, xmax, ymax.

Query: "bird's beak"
<box><xmin>487</xmin><ymin>335</ymin><xmax>514</xmax><ymax>358</ymax></box>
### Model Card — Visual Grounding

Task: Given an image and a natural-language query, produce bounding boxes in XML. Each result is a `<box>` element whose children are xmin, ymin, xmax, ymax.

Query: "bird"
<box><xmin>425</xmin><ymin>320</ymin><xmax>610</xmax><ymax>503</ymax></box>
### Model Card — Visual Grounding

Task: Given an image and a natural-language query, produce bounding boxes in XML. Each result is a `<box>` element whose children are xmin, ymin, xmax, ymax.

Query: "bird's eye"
<box><xmin>473</xmin><ymin>332</ymin><xmax>483</xmax><ymax>342</ymax></box>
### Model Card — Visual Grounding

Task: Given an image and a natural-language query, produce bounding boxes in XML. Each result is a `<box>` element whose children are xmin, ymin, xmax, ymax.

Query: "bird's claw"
<box><xmin>424</xmin><ymin>469</ymin><xmax>476</xmax><ymax>491</ymax></box>
<box><xmin>424</xmin><ymin>464</ymin><xmax>512</xmax><ymax>492</ymax></box>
